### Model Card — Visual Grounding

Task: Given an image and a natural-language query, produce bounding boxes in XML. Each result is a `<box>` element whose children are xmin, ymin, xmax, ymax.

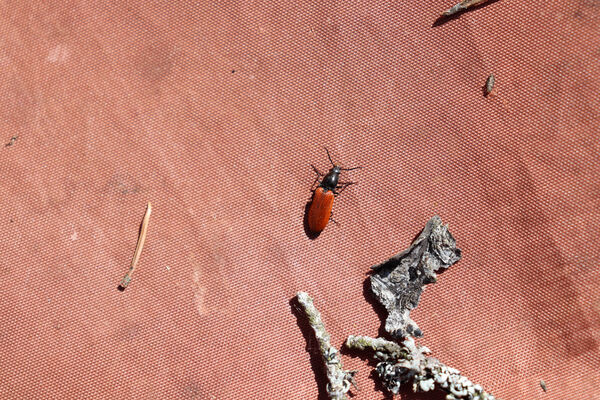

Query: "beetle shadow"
<box><xmin>432</xmin><ymin>0</ymin><xmax>501</xmax><ymax>27</ymax></box>
<box><xmin>289</xmin><ymin>296</ymin><xmax>330</xmax><ymax>400</ymax></box>
<box><xmin>303</xmin><ymin>199</ymin><xmax>321</xmax><ymax>240</ymax></box>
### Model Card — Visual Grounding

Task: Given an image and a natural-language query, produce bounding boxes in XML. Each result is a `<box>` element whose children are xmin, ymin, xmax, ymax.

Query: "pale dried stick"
<box><xmin>120</xmin><ymin>202</ymin><xmax>152</xmax><ymax>288</ymax></box>
<box><xmin>297</xmin><ymin>292</ymin><xmax>357</xmax><ymax>400</ymax></box>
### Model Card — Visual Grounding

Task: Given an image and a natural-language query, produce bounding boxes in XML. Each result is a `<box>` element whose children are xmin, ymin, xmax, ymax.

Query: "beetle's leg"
<box><xmin>311</xmin><ymin>178</ymin><xmax>321</xmax><ymax>191</ymax></box>
<box><xmin>329</xmin><ymin>212</ymin><xmax>339</xmax><ymax>226</ymax></box>
<box><xmin>337</xmin><ymin>180</ymin><xmax>356</xmax><ymax>186</ymax></box>
<box><xmin>311</xmin><ymin>164</ymin><xmax>325</xmax><ymax>177</ymax></box>
<box><xmin>310</xmin><ymin>165</ymin><xmax>325</xmax><ymax>190</ymax></box>
<box><xmin>335</xmin><ymin>181</ymin><xmax>356</xmax><ymax>195</ymax></box>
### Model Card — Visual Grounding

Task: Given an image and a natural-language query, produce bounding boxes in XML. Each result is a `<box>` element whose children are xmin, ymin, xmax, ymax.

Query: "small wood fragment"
<box><xmin>4</xmin><ymin>136</ymin><xmax>18</xmax><ymax>147</ymax></box>
<box><xmin>119</xmin><ymin>202</ymin><xmax>152</xmax><ymax>289</ymax></box>
<box><xmin>442</xmin><ymin>0</ymin><xmax>488</xmax><ymax>16</ymax></box>
<box><xmin>485</xmin><ymin>74</ymin><xmax>495</xmax><ymax>96</ymax></box>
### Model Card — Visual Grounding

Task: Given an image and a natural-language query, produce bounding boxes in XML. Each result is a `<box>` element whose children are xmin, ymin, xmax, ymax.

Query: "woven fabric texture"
<box><xmin>0</xmin><ymin>1</ymin><xmax>598</xmax><ymax>399</ymax></box>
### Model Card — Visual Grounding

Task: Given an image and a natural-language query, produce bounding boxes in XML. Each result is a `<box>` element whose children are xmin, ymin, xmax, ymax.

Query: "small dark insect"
<box><xmin>5</xmin><ymin>136</ymin><xmax>18</xmax><ymax>147</ymax></box>
<box><xmin>540</xmin><ymin>379</ymin><xmax>547</xmax><ymax>392</ymax></box>
<box><xmin>485</xmin><ymin>74</ymin><xmax>495</xmax><ymax>96</ymax></box>
<box><xmin>307</xmin><ymin>148</ymin><xmax>361</xmax><ymax>233</ymax></box>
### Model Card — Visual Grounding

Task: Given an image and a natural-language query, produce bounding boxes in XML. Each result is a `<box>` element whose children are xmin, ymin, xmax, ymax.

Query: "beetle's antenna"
<box><xmin>324</xmin><ymin>147</ymin><xmax>362</xmax><ymax>170</ymax></box>
<box><xmin>324</xmin><ymin>147</ymin><xmax>335</xmax><ymax>167</ymax></box>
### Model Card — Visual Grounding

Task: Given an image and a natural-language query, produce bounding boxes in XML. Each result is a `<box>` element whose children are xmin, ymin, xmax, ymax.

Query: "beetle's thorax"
<box><xmin>320</xmin><ymin>166</ymin><xmax>341</xmax><ymax>191</ymax></box>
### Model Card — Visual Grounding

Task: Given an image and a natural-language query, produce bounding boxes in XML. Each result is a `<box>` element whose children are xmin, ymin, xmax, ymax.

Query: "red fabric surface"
<box><xmin>0</xmin><ymin>1</ymin><xmax>598</xmax><ymax>399</ymax></box>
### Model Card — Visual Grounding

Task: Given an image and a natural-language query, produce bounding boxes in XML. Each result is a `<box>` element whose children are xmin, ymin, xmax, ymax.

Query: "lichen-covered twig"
<box><xmin>370</xmin><ymin>216</ymin><xmax>461</xmax><ymax>338</ymax></box>
<box><xmin>297</xmin><ymin>292</ymin><xmax>357</xmax><ymax>400</ymax></box>
<box><xmin>346</xmin><ymin>335</ymin><xmax>497</xmax><ymax>400</ymax></box>
<box><xmin>119</xmin><ymin>202</ymin><xmax>152</xmax><ymax>288</ymax></box>
<box><xmin>442</xmin><ymin>0</ymin><xmax>489</xmax><ymax>16</ymax></box>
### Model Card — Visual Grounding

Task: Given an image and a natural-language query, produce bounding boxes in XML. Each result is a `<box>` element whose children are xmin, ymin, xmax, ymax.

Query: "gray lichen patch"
<box><xmin>346</xmin><ymin>335</ymin><xmax>497</xmax><ymax>400</ymax></box>
<box><xmin>370</xmin><ymin>216</ymin><xmax>461</xmax><ymax>338</ymax></box>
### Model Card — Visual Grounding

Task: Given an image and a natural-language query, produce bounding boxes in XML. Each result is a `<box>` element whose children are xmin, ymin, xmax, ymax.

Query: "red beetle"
<box><xmin>307</xmin><ymin>148</ymin><xmax>361</xmax><ymax>233</ymax></box>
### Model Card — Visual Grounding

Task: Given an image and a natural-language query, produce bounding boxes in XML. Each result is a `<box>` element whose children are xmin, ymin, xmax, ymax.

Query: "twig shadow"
<box><xmin>289</xmin><ymin>296</ymin><xmax>329</xmax><ymax>400</ymax></box>
<box><xmin>399</xmin><ymin>387</ymin><xmax>447</xmax><ymax>400</ymax></box>
<box><xmin>362</xmin><ymin>276</ymin><xmax>390</xmax><ymax>339</ymax></box>
<box><xmin>482</xmin><ymin>81</ymin><xmax>496</xmax><ymax>98</ymax></box>
<box><xmin>432</xmin><ymin>12</ymin><xmax>461</xmax><ymax>27</ymax></box>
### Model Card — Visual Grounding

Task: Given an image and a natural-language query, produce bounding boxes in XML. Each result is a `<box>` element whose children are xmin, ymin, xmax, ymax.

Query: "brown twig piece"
<box><xmin>5</xmin><ymin>136</ymin><xmax>18</xmax><ymax>147</ymax></box>
<box><xmin>119</xmin><ymin>202</ymin><xmax>152</xmax><ymax>289</ymax></box>
<box><xmin>442</xmin><ymin>0</ymin><xmax>488</xmax><ymax>16</ymax></box>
